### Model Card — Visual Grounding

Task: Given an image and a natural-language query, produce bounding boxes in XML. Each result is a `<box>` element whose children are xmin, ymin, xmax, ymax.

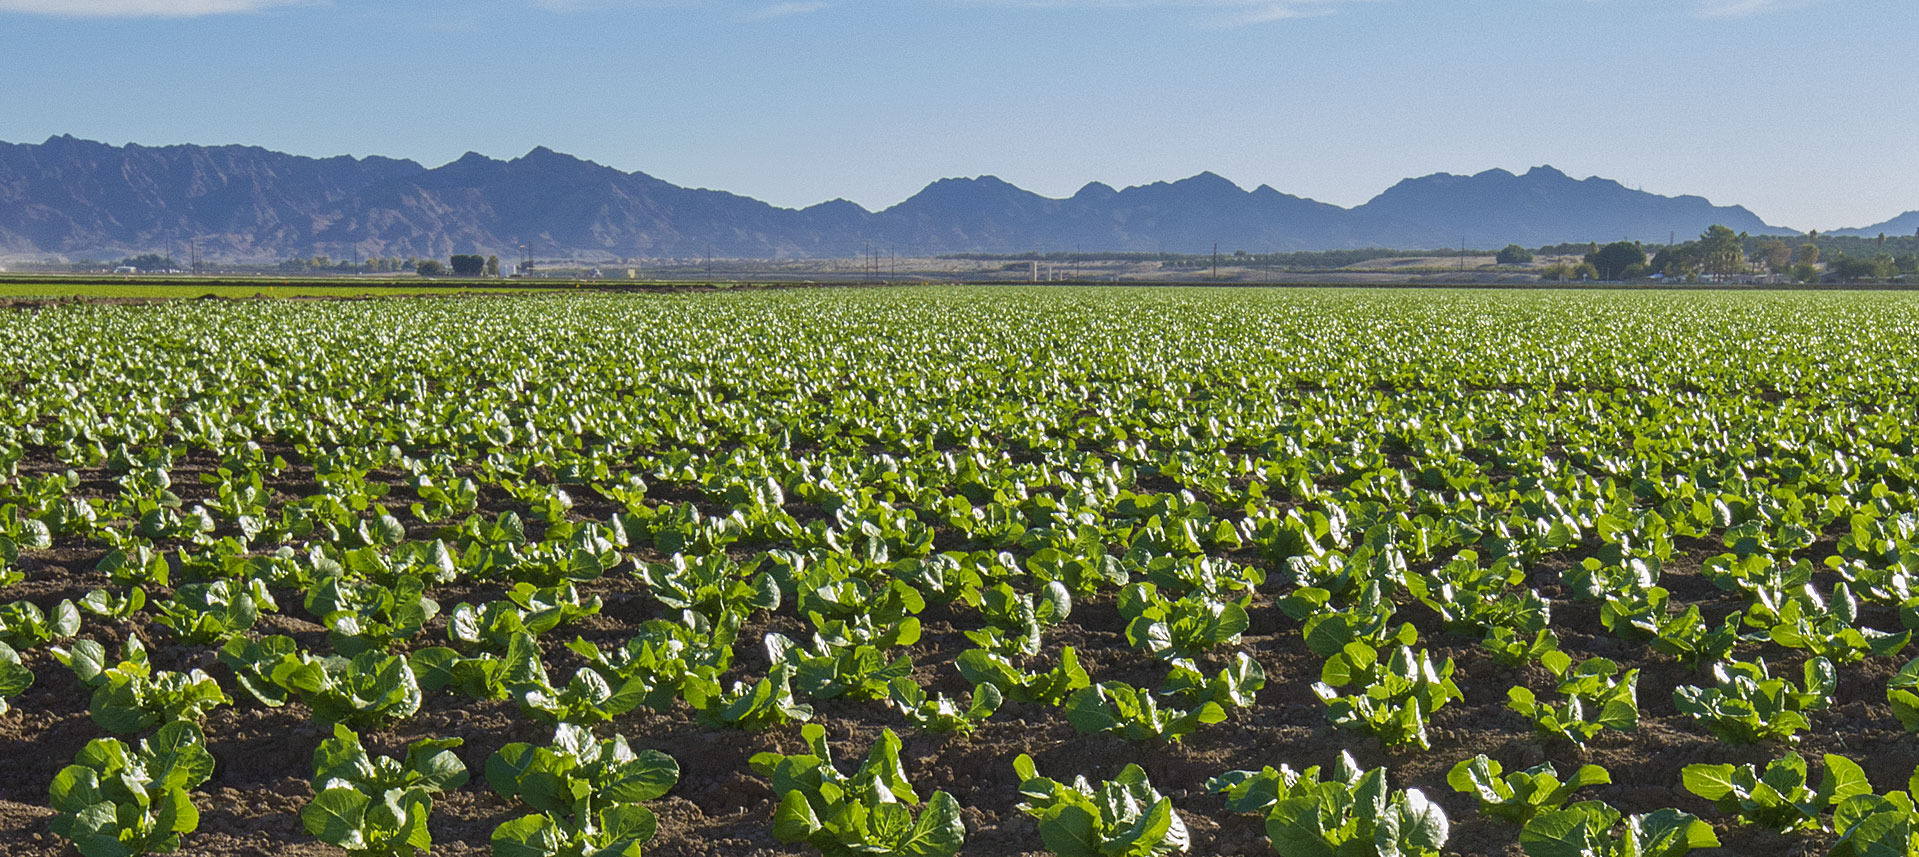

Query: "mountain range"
<box><xmin>1</xmin><ymin>135</ymin><xmax>1895</xmax><ymax>262</ymax></box>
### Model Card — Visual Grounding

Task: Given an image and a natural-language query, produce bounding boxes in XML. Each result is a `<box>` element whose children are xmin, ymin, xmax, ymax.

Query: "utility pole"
<box><xmin>1459</xmin><ymin>238</ymin><xmax>1466</xmax><ymax>277</ymax></box>
<box><xmin>1212</xmin><ymin>243</ymin><xmax>1219</xmax><ymax>281</ymax></box>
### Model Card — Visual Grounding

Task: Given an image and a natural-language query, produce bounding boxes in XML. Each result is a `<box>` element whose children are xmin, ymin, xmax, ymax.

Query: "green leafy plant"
<box><xmin>1205</xmin><ymin>760</ymin><xmax>1326</xmax><ymax>815</ymax></box>
<box><xmin>153</xmin><ymin>578</ymin><xmax>273</xmax><ymax>645</ymax></box>
<box><xmin>0</xmin><ymin>596</ymin><xmax>79</xmax><ymax>648</ymax></box>
<box><xmin>1159</xmin><ymin>651</ymin><xmax>1265</xmax><ymax>710</ymax></box>
<box><xmin>1518</xmin><ymin>801</ymin><xmax>1718</xmax><ymax>857</ymax></box>
<box><xmin>1014</xmin><ymin>754</ymin><xmax>1188</xmax><ymax>856</ymax></box>
<box><xmin>270</xmin><ymin>647</ymin><xmax>424</xmax><ymax>727</ymax></box>
<box><xmin>955</xmin><ymin>646</ymin><xmax>1089</xmax><ymax>706</ymax></box>
<box><xmin>1448</xmin><ymin>755</ymin><xmax>1610</xmax><ymax>826</ymax></box>
<box><xmin>1886</xmin><ymin>655</ymin><xmax>1919</xmax><ymax>731</ymax></box>
<box><xmin>501</xmin><ymin>636</ymin><xmax>647</xmax><ymax>726</ymax></box>
<box><xmin>303</xmin><ymin>724</ymin><xmax>469</xmax><ymax>856</ymax></box>
<box><xmin>563</xmin><ymin>619</ymin><xmax>733</xmax><ymax>711</ymax></box>
<box><xmin>0</xmin><ymin>639</ymin><xmax>32</xmax><ymax>714</ymax></box>
<box><xmin>448</xmin><ymin>582</ymin><xmax>600</xmax><ymax>655</ymax></box>
<box><xmin>55</xmin><ymin>633</ymin><xmax>231</xmax><ymax>733</ymax></box>
<box><xmin>1761</xmin><ymin>583</ymin><xmax>1909</xmax><ymax>664</ymax></box>
<box><xmin>1507</xmin><ymin>654</ymin><xmax>1639</xmax><ymax>746</ymax></box>
<box><xmin>750</xmin><ymin>723</ymin><xmax>964</xmax><ymax>857</ymax></box>
<box><xmin>1311</xmin><ymin>639</ymin><xmax>1462</xmax><ymax>750</ymax></box>
<box><xmin>686</xmin><ymin>663</ymin><xmax>814</xmax><ymax>730</ymax></box>
<box><xmin>485</xmin><ymin>723</ymin><xmax>677</xmax><ymax>857</ymax></box>
<box><xmin>766</xmin><ymin>631</ymin><xmax>915</xmax><ymax>702</ymax></box>
<box><xmin>1214</xmin><ymin>750</ymin><xmax>1449</xmax><ymax>857</ymax></box>
<box><xmin>1680</xmin><ymin>751</ymin><xmax>1867</xmax><ymax>833</ymax></box>
<box><xmin>78</xmin><ymin>587</ymin><xmax>146</xmax><ymax>620</ymax></box>
<box><xmin>48</xmin><ymin>721</ymin><xmax>213</xmax><ymax>857</ymax></box>
<box><xmin>305</xmin><ymin>574</ymin><xmax>438</xmax><ymax>656</ymax></box>
<box><xmin>216</xmin><ymin>633</ymin><xmax>299</xmax><ymax>706</ymax></box>
<box><xmin>1672</xmin><ymin>656</ymin><xmax>1835</xmax><ymax>744</ymax></box>
<box><xmin>1067</xmin><ymin>680</ymin><xmax>1225</xmax><ymax>742</ymax></box>
<box><xmin>1830</xmin><ymin>770</ymin><xmax>1919</xmax><ymax>857</ymax></box>
<box><xmin>638</xmin><ymin>551</ymin><xmax>779</xmax><ymax>631</ymax></box>
<box><xmin>963</xmin><ymin>580</ymin><xmax>1069</xmax><ymax>656</ymax></box>
<box><xmin>1646</xmin><ymin>606</ymin><xmax>1743</xmax><ymax>671</ymax></box>
<box><xmin>888</xmin><ymin>678</ymin><xmax>1001</xmax><ymax>734</ymax></box>
<box><xmin>1117</xmin><ymin>583</ymin><xmax>1248</xmax><ymax>661</ymax></box>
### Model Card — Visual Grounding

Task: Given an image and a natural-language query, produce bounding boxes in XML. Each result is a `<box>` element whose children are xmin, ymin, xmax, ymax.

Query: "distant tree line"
<box><xmin>1521</xmin><ymin>225</ymin><xmax>1919</xmax><ymax>284</ymax></box>
<box><xmin>277</xmin><ymin>254</ymin><xmax>503</xmax><ymax>277</ymax></box>
<box><xmin>943</xmin><ymin>247</ymin><xmax>1495</xmax><ymax>271</ymax></box>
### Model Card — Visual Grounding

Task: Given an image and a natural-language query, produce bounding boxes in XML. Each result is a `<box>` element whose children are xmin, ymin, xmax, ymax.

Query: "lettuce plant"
<box><xmin>1448</xmin><ymin>755</ymin><xmax>1610</xmax><ymax>825</ymax></box>
<box><xmin>55</xmin><ymin>634</ymin><xmax>230</xmax><ymax>733</ymax></box>
<box><xmin>1507</xmin><ymin>654</ymin><xmax>1639</xmax><ymax>746</ymax></box>
<box><xmin>956</xmin><ymin>646</ymin><xmax>1089</xmax><ymax>706</ymax></box>
<box><xmin>751</xmin><ymin>724</ymin><xmax>964</xmax><ymax>857</ymax></box>
<box><xmin>153</xmin><ymin>578</ymin><xmax>274</xmax><ymax>645</ymax></box>
<box><xmin>1212</xmin><ymin>750</ymin><xmax>1448</xmax><ymax>857</ymax></box>
<box><xmin>1672</xmin><ymin>656</ymin><xmax>1835</xmax><ymax>744</ymax></box>
<box><xmin>1064</xmin><ymin>681</ymin><xmax>1225</xmax><ymax>742</ymax></box>
<box><xmin>0</xmin><ymin>639</ymin><xmax>31</xmax><ymax>714</ymax></box>
<box><xmin>48</xmin><ymin>721</ymin><xmax>213</xmax><ymax>857</ymax></box>
<box><xmin>1311</xmin><ymin>638</ymin><xmax>1461</xmax><ymax>750</ymax></box>
<box><xmin>0</xmin><ymin>596</ymin><xmax>79</xmax><ymax>649</ymax></box>
<box><xmin>488</xmin><ymin>724</ymin><xmax>679</xmax><ymax>857</ymax></box>
<box><xmin>1519</xmin><ymin>802</ymin><xmax>1718</xmax><ymax>857</ymax></box>
<box><xmin>888</xmin><ymin>678</ymin><xmax>1000</xmax><ymax>734</ymax></box>
<box><xmin>303</xmin><ymin>725</ymin><xmax>468</xmax><ymax>856</ymax></box>
<box><xmin>686</xmin><ymin>663</ymin><xmax>814</xmax><ymax>730</ymax></box>
<box><xmin>1014</xmin><ymin>754</ymin><xmax>1187</xmax><ymax>856</ymax></box>
<box><xmin>1680</xmin><ymin>751</ymin><xmax>1868</xmax><ymax>833</ymax></box>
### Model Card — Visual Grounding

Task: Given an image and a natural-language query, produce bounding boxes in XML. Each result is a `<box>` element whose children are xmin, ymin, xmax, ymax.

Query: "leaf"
<box><xmin>770</xmin><ymin>789</ymin><xmax>821</xmax><ymax>843</ymax></box>
<box><xmin>302</xmin><ymin>787</ymin><xmax>371</xmax><ymax>850</ymax></box>
<box><xmin>1037</xmin><ymin>804</ymin><xmax>1103</xmax><ymax>857</ymax></box>
<box><xmin>1518</xmin><ymin>807</ymin><xmax>1598</xmax><ymax>857</ymax></box>
<box><xmin>1681</xmin><ymin>764</ymin><xmax>1738</xmax><ymax>801</ymax></box>
<box><xmin>1266</xmin><ymin>796</ymin><xmax>1338</xmax><ymax>857</ymax></box>
<box><xmin>491</xmin><ymin>813</ymin><xmax>564</xmax><ymax>857</ymax></box>
<box><xmin>1822</xmin><ymin>754</ymin><xmax>1872</xmax><ymax>805</ymax></box>
<box><xmin>899</xmin><ymin>791</ymin><xmax>966</xmax><ymax>857</ymax></box>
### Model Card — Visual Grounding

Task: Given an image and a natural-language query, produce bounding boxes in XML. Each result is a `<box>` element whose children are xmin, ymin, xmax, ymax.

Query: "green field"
<box><xmin>0</xmin><ymin>278</ymin><xmax>562</xmax><ymax>299</ymax></box>
<box><xmin>3</xmin><ymin>287</ymin><xmax>1919</xmax><ymax>857</ymax></box>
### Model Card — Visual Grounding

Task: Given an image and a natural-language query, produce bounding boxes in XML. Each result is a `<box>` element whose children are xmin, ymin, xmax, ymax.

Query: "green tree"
<box><xmin>485</xmin><ymin>255</ymin><xmax>500</xmax><ymax>277</ymax></box>
<box><xmin>1585</xmin><ymin>241</ymin><xmax>1647</xmax><ymax>280</ymax></box>
<box><xmin>1829</xmin><ymin>254</ymin><xmax>1887</xmax><ymax>283</ymax></box>
<box><xmin>1757</xmin><ymin>240</ymin><xmax>1792</xmax><ymax>274</ymax></box>
<box><xmin>1797</xmin><ymin>243</ymin><xmax>1821</xmax><ymax>266</ymax></box>
<box><xmin>1650</xmin><ymin>244</ymin><xmax>1699</xmax><ymax>280</ymax></box>
<box><xmin>1697</xmin><ymin>225</ymin><xmax>1746</xmax><ymax>277</ymax></box>
<box><xmin>1496</xmin><ymin>245</ymin><xmax>1535</xmax><ymax>265</ymax></box>
<box><xmin>417</xmin><ymin>259</ymin><xmax>445</xmax><ymax>277</ymax></box>
<box><xmin>450</xmin><ymin>254</ymin><xmax>486</xmax><ymax>277</ymax></box>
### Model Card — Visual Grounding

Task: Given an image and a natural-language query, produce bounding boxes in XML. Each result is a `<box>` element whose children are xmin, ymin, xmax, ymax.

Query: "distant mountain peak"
<box><xmin>1072</xmin><ymin>181</ymin><xmax>1118</xmax><ymax>200</ymax></box>
<box><xmin>0</xmin><ymin>135</ymin><xmax>1812</xmax><ymax>261</ymax></box>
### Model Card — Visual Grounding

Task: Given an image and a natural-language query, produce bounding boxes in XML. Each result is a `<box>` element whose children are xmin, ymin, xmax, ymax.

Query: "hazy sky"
<box><xmin>1</xmin><ymin>0</ymin><xmax>1914</xmax><ymax>231</ymax></box>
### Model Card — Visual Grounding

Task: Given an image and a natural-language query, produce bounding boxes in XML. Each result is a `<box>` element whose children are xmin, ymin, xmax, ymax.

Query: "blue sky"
<box><xmin>1</xmin><ymin>0</ymin><xmax>1913</xmax><ymax>231</ymax></box>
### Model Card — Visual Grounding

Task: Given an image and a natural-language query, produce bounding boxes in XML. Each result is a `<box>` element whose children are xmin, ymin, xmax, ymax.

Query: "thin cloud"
<box><xmin>954</xmin><ymin>0</ymin><xmax>1376</xmax><ymax>27</ymax></box>
<box><xmin>744</xmin><ymin>0</ymin><xmax>828</xmax><ymax>18</ymax></box>
<box><xmin>1695</xmin><ymin>0</ymin><xmax>1825</xmax><ymax>17</ymax></box>
<box><xmin>0</xmin><ymin>0</ymin><xmax>307</xmax><ymax>15</ymax></box>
